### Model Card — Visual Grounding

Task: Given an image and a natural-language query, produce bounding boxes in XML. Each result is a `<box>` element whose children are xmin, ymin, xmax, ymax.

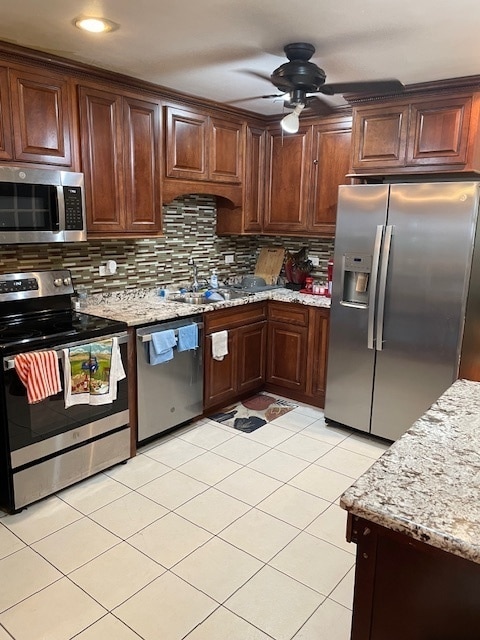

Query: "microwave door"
<box><xmin>0</xmin><ymin>182</ymin><xmax>60</xmax><ymax>243</ymax></box>
<box><xmin>0</xmin><ymin>167</ymin><xmax>86</xmax><ymax>243</ymax></box>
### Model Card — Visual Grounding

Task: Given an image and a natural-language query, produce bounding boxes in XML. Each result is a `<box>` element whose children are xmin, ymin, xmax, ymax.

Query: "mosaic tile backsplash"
<box><xmin>0</xmin><ymin>195</ymin><xmax>334</xmax><ymax>295</ymax></box>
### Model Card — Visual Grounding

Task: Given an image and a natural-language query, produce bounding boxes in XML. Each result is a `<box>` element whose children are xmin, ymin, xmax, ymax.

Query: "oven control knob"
<box><xmin>53</xmin><ymin>278</ymin><xmax>63</xmax><ymax>287</ymax></box>
<box><xmin>63</xmin><ymin>277</ymin><xmax>71</xmax><ymax>286</ymax></box>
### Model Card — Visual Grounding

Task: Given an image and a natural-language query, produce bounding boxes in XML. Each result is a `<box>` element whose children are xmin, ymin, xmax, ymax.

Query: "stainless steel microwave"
<box><xmin>0</xmin><ymin>166</ymin><xmax>86</xmax><ymax>244</ymax></box>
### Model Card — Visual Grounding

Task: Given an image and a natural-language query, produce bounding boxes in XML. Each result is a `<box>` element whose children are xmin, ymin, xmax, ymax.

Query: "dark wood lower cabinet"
<box><xmin>237</xmin><ymin>322</ymin><xmax>266</xmax><ymax>394</ymax></box>
<box><xmin>204</xmin><ymin>331</ymin><xmax>237</xmax><ymax>410</ymax></box>
<box><xmin>265</xmin><ymin>302</ymin><xmax>329</xmax><ymax>407</ymax></box>
<box><xmin>204</xmin><ymin>301</ymin><xmax>330</xmax><ymax>412</ymax></box>
<box><xmin>348</xmin><ymin>515</ymin><xmax>480</xmax><ymax>640</ymax></box>
<box><xmin>266</xmin><ymin>321</ymin><xmax>308</xmax><ymax>392</ymax></box>
<box><xmin>203</xmin><ymin>303</ymin><xmax>267</xmax><ymax>411</ymax></box>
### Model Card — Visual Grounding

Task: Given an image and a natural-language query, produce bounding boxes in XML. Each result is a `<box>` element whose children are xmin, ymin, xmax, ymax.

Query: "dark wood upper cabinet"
<box><xmin>79</xmin><ymin>87</ymin><xmax>124</xmax><ymax>233</ymax></box>
<box><xmin>123</xmin><ymin>96</ymin><xmax>162</xmax><ymax>233</ymax></box>
<box><xmin>79</xmin><ymin>85</ymin><xmax>161</xmax><ymax>236</ymax></box>
<box><xmin>0</xmin><ymin>66</ymin><xmax>13</xmax><ymax>161</ymax></box>
<box><xmin>351</xmin><ymin>104</ymin><xmax>409</xmax><ymax>170</ymax></box>
<box><xmin>351</xmin><ymin>92</ymin><xmax>480</xmax><ymax>175</ymax></box>
<box><xmin>243</xmin><ymin>124</ymin><xmax>265</xmax><ymax>233</ymax></box>
<box><xmin>258</xmin><ymin>116</ymin><xmax>351</xmax><ymax>237</ymax></box>
<box><xmin>310</xmin><ymin>120</ymin><xmax>352</xmax><ymax>235</ymax></box>
<box><xmin>0</xmin><ymin>63</ymin><xmax>77</xmax><ymax>168</ymax></box>
<box><xmin>406</xmin><ymin>96</ymin><xmax>472</xmax><ymax>166</ymax></box>
<box><xmin>209</xmin><ymin>116</ymin><xmax>243</xmax><ymax>183</ymax></box>
<box><xmin>263</xmin><ymin>124</ymin><xmax>313</xmax><ymax>234</ymax></box>
<box><xmin>165</xmin><ymin>106</ymin><xmax>207</xmax><ymax>179</ymax></box>
<box><xmin>215</xmin><ymin>121</ymin><xmax>265</xmax><ymax>235</ymax></box>
<box><xmin>165</xmin><ymin>105</ymin><xmax>243</xmax><ymax>183</ymax></box>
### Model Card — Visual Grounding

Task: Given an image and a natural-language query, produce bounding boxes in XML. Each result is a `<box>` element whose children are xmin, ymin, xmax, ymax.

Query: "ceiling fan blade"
<box><xmin>225</xmin><ymin>94</ymin><xmax>285</xmax><ymax>105</ymax></box>
<box><xmin>240</xmin><ymin>70</ymin><xmax>275</xmax><ymax>83</ymax></box>
<box><xmin>240</xmin><ymin>69</ymin><xmax>295</xmax><ymax>92</ymax></box>
<box><xmin>305</xmin><ymin>95</ymin><xmax>335</xmax><ymax>115</ymax></box>
<box><xmin>320</xmin><ymin>79</ymin><xmax>405</xmax><ymax>96</ymax></box>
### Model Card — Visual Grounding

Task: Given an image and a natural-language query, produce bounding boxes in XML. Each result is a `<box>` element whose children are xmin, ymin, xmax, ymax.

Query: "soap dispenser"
<box><xmin>210</xmin><ymin>268</ymin><xmax>218</xmax><ymax>289</ymax></box>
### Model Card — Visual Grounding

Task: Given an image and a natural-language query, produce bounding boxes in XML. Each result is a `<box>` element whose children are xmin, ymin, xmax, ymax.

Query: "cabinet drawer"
<box><xmin>267</xmin><ymin>301</ymin><xmax>309</xmax><ymax>326</ymax></box>
<box><xmin>204</xmin><ymin>302</ymin><xmax>266</xmax><ymax>333</ymax></box>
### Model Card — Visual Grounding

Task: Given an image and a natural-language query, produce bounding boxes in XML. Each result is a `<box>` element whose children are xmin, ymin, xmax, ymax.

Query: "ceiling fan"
<box><xmin>244</xmin><ymin>42</ymin><xmax>405</xmax><ymax>132</ymax></box>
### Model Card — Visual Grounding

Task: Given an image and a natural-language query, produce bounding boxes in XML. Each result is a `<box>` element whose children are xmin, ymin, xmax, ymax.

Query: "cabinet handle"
<box><xmin>313</xmin><ymin>159</ymin><xmax>318</xmax><ymax>165</ymax></box>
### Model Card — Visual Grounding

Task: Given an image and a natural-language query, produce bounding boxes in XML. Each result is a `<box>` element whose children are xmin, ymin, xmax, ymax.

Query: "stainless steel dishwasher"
<box><xmin>136</xmin><ymin>315</ymin><xmax>203</xmax><ymax>443</ymax></box>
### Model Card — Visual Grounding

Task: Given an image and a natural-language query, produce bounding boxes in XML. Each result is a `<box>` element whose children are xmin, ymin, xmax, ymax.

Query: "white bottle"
<box><xmin>210</xmin><ymin>268</ymin><xmax>218</xmax><ymax>289</ymax></box>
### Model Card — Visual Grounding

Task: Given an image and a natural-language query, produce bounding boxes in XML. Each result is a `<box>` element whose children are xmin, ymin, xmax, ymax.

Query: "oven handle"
<box><xmin>138</xmin><ymin>322</ymin><xmax>204</xmax><ymax>343</ymax></box>
<box><xmin>3</xmin><ymin>332</ymin><xmax>129</xmax><ymax>371</ymax></box>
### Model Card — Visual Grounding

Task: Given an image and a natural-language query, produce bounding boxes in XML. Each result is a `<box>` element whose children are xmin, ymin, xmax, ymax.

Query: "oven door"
<box><xmin>0</xmin><ymin>332</ymin><xmax>130</xmax><ymax>510</ymax></box>
<box><xmin>2</xmin><ymin>332</ymin><xmax>129</xmax><ymax>463</ymax></box>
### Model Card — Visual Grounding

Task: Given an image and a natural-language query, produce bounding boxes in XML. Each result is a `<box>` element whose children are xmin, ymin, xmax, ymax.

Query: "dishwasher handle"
<box><xmin>138</xmin><ymin>322</ymin><xmax>203</xmax><ymax>343</ymax></box>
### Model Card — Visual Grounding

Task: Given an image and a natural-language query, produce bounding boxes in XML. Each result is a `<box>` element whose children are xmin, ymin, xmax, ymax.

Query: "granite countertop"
<box><xmin>79</xmin><ymin>287</ymin><xmax>331</xmax><ymax>326</ymax></box>
<box><xmin>341</xmin><ymin>379</ymin><xmax>480</xmax><ymax>564</ymax></box>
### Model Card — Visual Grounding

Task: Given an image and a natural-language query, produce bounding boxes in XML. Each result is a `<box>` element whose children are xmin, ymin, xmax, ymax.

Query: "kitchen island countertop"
<box><xmin>341</xmin><ymin>378</ymin><xmax>480</xmax><ymax>564</ymax></box>
<box><xmin>79</xmin><ymin>287</ymin><xmax>330</xmax><ymax>326</ymax></box>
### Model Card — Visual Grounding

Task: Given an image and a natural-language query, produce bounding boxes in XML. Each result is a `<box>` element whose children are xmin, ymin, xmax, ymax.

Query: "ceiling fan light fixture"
<box><xmin>280</xmin><ymin>103</ymin><xmax>305</xmax><ymax>134</ymax></box>
<box><xmin>74</xmin><ymin>17</ymin><xmax>119</xmax><ymax>33</ymax></box>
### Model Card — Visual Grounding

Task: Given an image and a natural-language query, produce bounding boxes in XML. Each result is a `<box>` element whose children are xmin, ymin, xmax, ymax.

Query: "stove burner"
<box><xmin>52</xmin><ymin>322</ymin><xmax>75</xmax><ymax>332</ymax></box>
<box><xmin>0</xmin><ymin>327</ymin><xmax>43</xmax><ymax>342</ymax></box>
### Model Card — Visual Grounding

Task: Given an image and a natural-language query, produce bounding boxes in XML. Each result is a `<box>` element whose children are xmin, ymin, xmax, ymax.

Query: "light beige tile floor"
<box><xmin>0</xmin><ymin>400</ymin><xmax>389</xmax><ymax>639</ymax></box>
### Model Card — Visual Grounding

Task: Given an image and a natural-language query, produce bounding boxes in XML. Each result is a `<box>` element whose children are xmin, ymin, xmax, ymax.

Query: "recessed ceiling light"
<box><xmin>74</xmin><ymin>17</ymin><xmax>119</xmax><ymax>33</ymax></box>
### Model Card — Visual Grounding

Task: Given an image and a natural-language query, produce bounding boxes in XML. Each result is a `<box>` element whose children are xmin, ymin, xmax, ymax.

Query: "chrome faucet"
<box><xmin>189</xmin><ymin>258</ymin><xmax>200</xmax><ymax>292</ymax></box>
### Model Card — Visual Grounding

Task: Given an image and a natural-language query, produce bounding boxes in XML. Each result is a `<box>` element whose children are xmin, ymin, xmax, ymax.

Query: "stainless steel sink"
<box><xmin>169</xmin><ymin>289</ymin><xmax>251</xmax><ymax>304</ymax></box>
<box><xmin>169</xmin><ymin>293</ymin><xmax>209</xmax><ymax>304</ymax></box>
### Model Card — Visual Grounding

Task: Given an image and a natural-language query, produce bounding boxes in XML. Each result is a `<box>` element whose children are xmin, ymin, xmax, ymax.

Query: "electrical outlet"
<box><xmin>225</xmin><ymin>254</ymin><xmax>235</xmax><ymax>264</ymax></box>
<box><xmin>99</xmin><ymin>265</ymin><xmax>106</xmax><ymax>276</ymax></box>
<box><xmin>310</xmin><ymin>255</ymin><xmax>320</xmax><ymax>267</ymax></box>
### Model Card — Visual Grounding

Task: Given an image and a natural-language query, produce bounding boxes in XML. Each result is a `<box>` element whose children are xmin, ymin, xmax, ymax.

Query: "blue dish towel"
<box><xmin>148</xmin><ymin>329</ymin><xmax>177</xmax><ymax>365</ymax></box>
<box><xmin>177</xmin><ymin>324</ymin><xmax>199</xmax><ymax>352</ymax></box>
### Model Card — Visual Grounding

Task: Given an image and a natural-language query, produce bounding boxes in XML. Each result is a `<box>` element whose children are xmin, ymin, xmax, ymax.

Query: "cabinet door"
<box><xmin>79</xmin><ymin>87</ymin><xmax>125</xmax><ymax>232</ymax></box>
<box><xmin>243</xmin><ymin>125</ymin><xmax>265</xmax><ymax>232</ymax></box>
<box><xmin>406</xmin><ymin>96</ymin><xmax>472</xmax><ymax>166</ymax></box>
<box><xmin>263</xmin><ymin>125</ymin><xmax>313</xmax><ymax>233</ymax></box>
<box><xmin>310</xmin><ymin>124</ymin><xmax>351</xmax><ymax>235</ymax></box>
<box><xmin>10</xmin><ymin>68</ymin><xmax>73</xmax><ymax>166</ymax></box>
<box><xmin>308</xmin><ymin>308</ymin><xmax>329</xmax><ymax>404</ymax></box>
<box><xmin>351</xmin><ymin>105</ymin><xmax>409</xmax><ymax>169</ymax></box>
<box><xmin>123</xmin><ymin>96</ymin><xmax>162</xmax><ymax>233</ymax></box>
<box><xmin>266</xmin><ymin>321</ymin><xmax>308</xmax><ymax>392</ymax></box>
<box><xmin>237</xmin><ymin>321</ymin><xmax>266</xmax><ymax>394</ymax></box>
<box><xmin>204</xmin><ymin>331</ymin><xmax>237</xmax><ymax>410</ymax></box>
<box><xmin>165</xmin><ymin>106</ymin><xmax>208</xmax><ymax>180</ymax></box>
<box><xmin>209</xmin><ymin>116</ymin><xmax>243</xmax><ymax>183</ymax></box>
<box><xmin>0</xmin><ymin>67</ymin><xmax>13</xmax><ymax>161</ymax></box>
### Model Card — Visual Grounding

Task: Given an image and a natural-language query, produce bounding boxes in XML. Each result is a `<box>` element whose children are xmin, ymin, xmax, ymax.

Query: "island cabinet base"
<box><xmin>347</xmin><ymin>514</ymin><xmax>480</xmax><ymax>640</ymax></box>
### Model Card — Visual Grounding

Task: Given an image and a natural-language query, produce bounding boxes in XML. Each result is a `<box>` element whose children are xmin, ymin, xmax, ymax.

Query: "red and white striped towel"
<box><xmin>14</xmin><ymin>351</ymin><xmax>62</xmax><ymax>404</ymax></box>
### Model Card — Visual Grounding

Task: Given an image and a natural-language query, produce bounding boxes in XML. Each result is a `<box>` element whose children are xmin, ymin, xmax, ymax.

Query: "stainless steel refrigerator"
<box><xmin>325</xmin><ymin>181</ymin><xmax>480</xmax><ymax>441</ymax></box>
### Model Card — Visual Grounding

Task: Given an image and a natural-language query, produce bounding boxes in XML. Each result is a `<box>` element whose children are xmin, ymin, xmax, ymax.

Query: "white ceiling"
<box><xmin>1</xmin><ymin>0</ymin><xmax>480</xmax><ymax>115</ymax></box>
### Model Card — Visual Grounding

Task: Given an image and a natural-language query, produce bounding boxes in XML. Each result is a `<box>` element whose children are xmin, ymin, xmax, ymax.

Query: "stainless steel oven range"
<box><xmin>0</xmin><ymin>270</ymin><xmax>130</xmax><ymax>513</ymax></box>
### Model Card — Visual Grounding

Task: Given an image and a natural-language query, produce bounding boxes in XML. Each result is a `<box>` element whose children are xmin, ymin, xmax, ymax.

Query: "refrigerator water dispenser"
<box><xmin>341</xmin><ymin>254</ymin><xmax>372</xmax><ymax>306</ymax></box>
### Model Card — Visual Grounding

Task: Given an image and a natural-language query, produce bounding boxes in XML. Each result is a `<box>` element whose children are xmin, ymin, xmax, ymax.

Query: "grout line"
<box><xmin>0</xmin><ymin>395</ymin><xmax>364</xmax><ymax>640</ymax></box>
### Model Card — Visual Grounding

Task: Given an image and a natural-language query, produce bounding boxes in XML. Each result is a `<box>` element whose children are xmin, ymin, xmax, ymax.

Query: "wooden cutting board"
<box><xmin>254</xmin><ymin>247</ymin><xmax>285</xmax><ymax>284</ymax></box>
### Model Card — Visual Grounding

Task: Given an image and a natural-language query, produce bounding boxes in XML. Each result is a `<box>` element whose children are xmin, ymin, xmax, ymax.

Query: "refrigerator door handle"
<box><xmin>376</xmin><ymin>224</ymin><xmax>393</xmax><ymax>351</ymax></box>
<box><xmin>367</xmin><ymin>225</ymin><xmax>385</xmax><ymax>349</ymax></box>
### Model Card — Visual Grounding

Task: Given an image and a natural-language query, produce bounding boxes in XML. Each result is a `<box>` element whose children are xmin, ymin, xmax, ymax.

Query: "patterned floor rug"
<box><xmin>208</xmin><ymin>393</ymin><xmax>298</xmax><ymax>433</ymax></box>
